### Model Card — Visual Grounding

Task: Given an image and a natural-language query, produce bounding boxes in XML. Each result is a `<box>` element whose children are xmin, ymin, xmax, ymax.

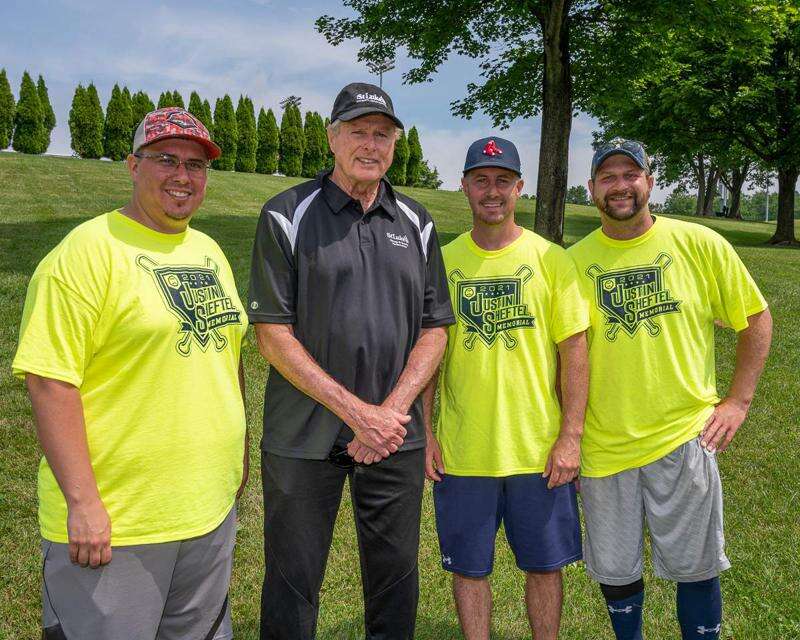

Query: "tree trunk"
<box><xmin>534</xmin><ymin>0</ymin><xmax>571</xmax><ymax>245</ymax></box>
<box><xmin>702</xmin><ymin>168</ymin><xmax>720</xmax><ymax>216</ymax></box>
<box><xmin>694</xmin><ymin>154</ymin><xmax>705</xmax><ymax>217</ymax></box>
<box><xmin>727</xmin><ymin>165</ymin><xmax>748</xmax><ymax>219</ymax></box>
<box><xmin>772</xmin><ymin>166</ymin><xmax>798</xmax><ymax>244</ymax></box>
<box><xmin>728</xmin><ymin>183</ymin><xmax>742</xmax><ymax>219</ymax></box>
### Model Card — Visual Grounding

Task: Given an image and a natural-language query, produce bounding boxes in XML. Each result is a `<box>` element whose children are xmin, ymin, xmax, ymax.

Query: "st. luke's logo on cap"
<box><xmin>137</xmin><ymin>255</ymin><xmax>241</xmax><ymax>356</ymax></box>
<box><xmin>450</xmin><ymin>265</ymin><xmax>536</xmax><ymax>350</ymax></box>
<box><xmin>587</xmin><ymin>252</ymin><xmax>682</xmax><ymax>341</ymax></box>
<box><xmin>356</xmin><ymin>92</ymin><xmax>387</xmax><ymax>107</ymax></box>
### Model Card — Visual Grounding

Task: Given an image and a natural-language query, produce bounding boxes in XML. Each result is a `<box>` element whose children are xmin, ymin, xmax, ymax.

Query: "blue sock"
<box><xmin>677</xmin><ymin>577</ymin><xmax>722</xmax><ymax>638</ymax></box>
<box><xmin>601</xmin><ymin>583</ymin><xmax>644</xmax><ymax>640</ymax></box>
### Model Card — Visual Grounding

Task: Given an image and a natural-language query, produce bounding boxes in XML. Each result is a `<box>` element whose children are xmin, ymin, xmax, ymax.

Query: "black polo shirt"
<box><xmin>248</xmin><ymin>171</ymin><xmax>454</xmax><ymax>459</ymax></box>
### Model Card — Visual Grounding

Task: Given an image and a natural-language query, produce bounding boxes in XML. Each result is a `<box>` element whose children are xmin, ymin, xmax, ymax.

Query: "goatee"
<box><xmin>598</xmin><ymin>192</ymin><xmax>644</xmax><ymax>221</ymax></box>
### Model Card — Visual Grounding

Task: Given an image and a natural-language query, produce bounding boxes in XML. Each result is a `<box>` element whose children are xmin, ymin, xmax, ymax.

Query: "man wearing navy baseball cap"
<box><xmin>569</xmin><ymin>138</ymin><xmax>772</xmax><ymax>640</ymax></box>
<box><xmin>423</xmin><ymin>136</ymin><xmax>590</xmax><ymax>640</ymax></box>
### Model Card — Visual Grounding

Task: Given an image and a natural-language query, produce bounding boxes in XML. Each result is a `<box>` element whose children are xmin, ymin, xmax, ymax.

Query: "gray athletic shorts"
<box><xmin>42</xmin><ymin>507</ymin><xmax>236</xmax><ymax>640</ymax></box>
<box><xmin>580</xmin><ymin>438</ymin><xmax>731</xmax><ymax>585</ymax></box>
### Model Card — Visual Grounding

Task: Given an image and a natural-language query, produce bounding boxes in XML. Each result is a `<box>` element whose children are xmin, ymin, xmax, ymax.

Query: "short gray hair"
<box><xmin>327</xmin><ymin>118</ymin><xmax>402</xmax><ymax>140</ymax></box>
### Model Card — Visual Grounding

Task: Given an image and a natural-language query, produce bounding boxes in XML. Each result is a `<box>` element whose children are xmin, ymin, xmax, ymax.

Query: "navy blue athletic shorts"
<box><xmin>433</xmin><ymin>474</ymin><xmax>582</xmax><ymax>577</ymax></box>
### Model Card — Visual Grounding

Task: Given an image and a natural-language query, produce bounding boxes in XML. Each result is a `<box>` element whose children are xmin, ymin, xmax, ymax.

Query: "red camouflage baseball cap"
<box><xmin>132</xmin><ymin>107</ymin><xmax>221</xmax><ymax>160</ymax></box>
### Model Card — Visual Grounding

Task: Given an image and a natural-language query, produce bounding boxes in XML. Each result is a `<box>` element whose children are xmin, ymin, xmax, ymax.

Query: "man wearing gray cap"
<box><xmin>248</xmin><ymin>82</ymin><xmax>453</xmax><ymax>639</ymax></box>
<box><xmin>13</xmin><ymin>107</ymin><xmax>248</xmax><ymax>639</ymax></box>
<box><xmin>422</xmin><ymin>137</ymin><xmax>589</xmax><ymax>640</ymax></box>
<box><xmin>569</xmin><ymin>139</ymin><xmax>772</xmax><ymax>640</ymax></box>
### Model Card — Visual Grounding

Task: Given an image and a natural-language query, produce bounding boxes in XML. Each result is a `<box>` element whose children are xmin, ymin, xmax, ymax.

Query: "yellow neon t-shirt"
<box><xmin>568</xmin><ymin>216</ymin><xmax>768</xmax><ymax>478</ymax></box>
<box><xmin>436</xmin><ymin>229</ymin><xmax>590</xmax><ymax>476</ymax></box>
<box><xmin>13</xmin><ymin>211</ymin><xmax>247</xmax><ymax>545</ymax></box>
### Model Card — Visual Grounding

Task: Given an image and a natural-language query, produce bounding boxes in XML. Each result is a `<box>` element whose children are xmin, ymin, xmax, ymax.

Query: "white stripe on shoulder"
<box><xmin>421</xmin><ymin>221</ymin><xmax>433</xmax><ymax>254</ymax></box>
<box><xmin>267</xmin><ymin>209</ymin><xmax>293</xmax><ymax>244</ymax></box>
<box><xmin>268</xmin><ymin>188</ymin><xmax>322</xmax><ymax>252</ymax></box>
<box><xmin>396</xmin><ymin>199</ymin><xmax>430</xmax><ymax>259</ymax></box>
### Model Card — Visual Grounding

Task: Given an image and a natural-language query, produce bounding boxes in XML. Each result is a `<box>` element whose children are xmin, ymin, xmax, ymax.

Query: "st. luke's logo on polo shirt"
<box><xmin>137</xmin><ymin>255</ymin><xmax>241</xmax><ymax>356</ymax></box>
<box><xmin>587</xmin><ymin>252</ymin><xmax>682</xmax><ymax>341</ymax></box>
<box><xmin>450</xmin><ymin>265</ymin><xmax>536</xmax><ymax>350</ymax></box>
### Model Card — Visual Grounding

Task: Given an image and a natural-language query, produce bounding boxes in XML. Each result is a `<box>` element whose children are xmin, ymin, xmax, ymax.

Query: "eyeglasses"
<box><xmin>133</xmin><ymin>152</ymin><xmax>210</xmax><ymax>175</ymax></box>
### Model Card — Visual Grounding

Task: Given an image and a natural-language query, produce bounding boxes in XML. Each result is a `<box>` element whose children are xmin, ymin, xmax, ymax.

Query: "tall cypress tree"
<box><xmin>235</xmin><ymin>95</ymin><xmax>257</xmax><ymax>172</ymax></box>
<box><xmin>256</xmin><ymin>107</ymin><xmax>279</xmax><ymax>174</ymax></box>
<box><xmin>35</xmin><ymin>75</ymin><xmax>56</xmax><ymax>153</ymax></box>
<box><xmin>188</xmin><ymin>91</ymin><xmax>209</xmax><ymax>133</ymax></box>
<box><xmin>406</xmin><ymin>126</ymin><xmax>423</xmax><ymax>187</ymax></box>
<box><xmin>302</xmin><ymin>111</ymin><xmax>326</xmax><ymax>178</ymax></box>
<box><xmin>323</xmin><ymin>116</ymin><xmax>334</xmax><ymax>170</ymax></box>
<box><xmin>387</xmin><ymin>129</ymin><xmax>409</xmax><ymax>185</ymax></box>
<box><xmin>104</xmin><ymin>84</ymin><xmax>133</xmax><ymax>160</ymax></box>
<box><xmin>68</xmin><ymin>84</ymin><xmax>88</xmax><ymax>157</ymax></box>
<box><xmin>212</xmin><ymin>94</ymin><xmax>237</xmax><ymax>170</ymax></box>
<box><xmin>12</xmin><ymin>72</ymin><xmax>44</xmax><ymax>154</ymax></box>
<box><xmin>202</xmin><ymin>99</ymin><xmax>214</xmax><ymax>138</ymax></box>
<box><xmin>316</xmin><ymin>113</ymin><xmax>329</xmax><ymax>172</ymax></box>
<box><xmin>121</xmin><ymin>87</ymin><xmax>134</xmax><ymax>152</ymax></box>
<box><xmin>84</xmin><ymin>83</ymin><xmax>105</xmax><ymax>159</ymax></box>
<box><xmin>0</xmin><ymin>69</ymin><xmax>15</xmax><ymax>149</ymax></box>
<box><xmin>130</xmin><ymin>90</ymin><xmax>155</xmax><ymax>140</ymax></box>
<box><xmin>157</xmin><ymin>91</ymin><xmax>171</xmax><ymax>109</ymax></box>
<box><xmin>279</xmin><ymin>104</ymin><xmax>304</xmax><ymax>177</ymax></box>
<box><xmin>171</xmin><ymin>90</ymin><xmax>185</xmax><ymax>109</ymax></box>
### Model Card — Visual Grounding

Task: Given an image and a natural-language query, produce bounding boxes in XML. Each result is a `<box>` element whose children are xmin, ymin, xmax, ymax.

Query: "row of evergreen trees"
<box><xmin>0</xmin><ymin>69</ymin><xmax>56</xmax><ymax>154</ymax></box>
<box><xmin>0</xmin><ymin>70</ymin><xmax>441</xmax><ymax>188</ymax></box>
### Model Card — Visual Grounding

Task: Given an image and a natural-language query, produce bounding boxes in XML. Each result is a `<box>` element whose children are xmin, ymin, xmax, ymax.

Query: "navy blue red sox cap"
<box><xmin>331</xmin><ymin>82</ymin><xmax>404</xmax><ymax>129</ymax></box>
<box><xmin>463</xmin><ymin>136</ymin><xmax>521</xmax><ymax>176</ymax></box>
<box><xmin>591</xmin><ymin>138</ymin><xmax>650</xmax><ymax>180</ymax></box>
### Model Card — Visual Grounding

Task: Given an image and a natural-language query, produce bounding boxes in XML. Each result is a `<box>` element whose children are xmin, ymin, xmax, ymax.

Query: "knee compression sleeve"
<box><xmin>600</xmin><ymin>579</ymin><xmax>644</xmax><ymax>640</ymax></box>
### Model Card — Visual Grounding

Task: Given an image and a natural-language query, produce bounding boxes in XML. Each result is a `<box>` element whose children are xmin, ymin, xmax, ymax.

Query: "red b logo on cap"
<box><xmin>482</xmin><ymin>140</ymin><xmax>503</xmax><ymax>156</ymax></box>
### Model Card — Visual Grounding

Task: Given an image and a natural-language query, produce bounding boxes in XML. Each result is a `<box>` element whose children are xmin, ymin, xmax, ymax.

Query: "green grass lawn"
<box><xmin>1</xmin><ymin>153</ymin><xmax>798</xmax><ymax>639</ymax></box>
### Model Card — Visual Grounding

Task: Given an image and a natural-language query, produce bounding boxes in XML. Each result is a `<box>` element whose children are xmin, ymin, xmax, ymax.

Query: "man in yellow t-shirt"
<box><xmin>423</xmin><ymin>137</ymin><xmax>590</xmax><ymax>640</ymax></box>
<box><xmin>568</xmin><ymin>139</ymin><xmax>772</xmax><ymax>640</ymax></box>
<box><xmin>12</xmin><ymin>108</ymin><xmax>248</xmax><ymax>640</ymax></box>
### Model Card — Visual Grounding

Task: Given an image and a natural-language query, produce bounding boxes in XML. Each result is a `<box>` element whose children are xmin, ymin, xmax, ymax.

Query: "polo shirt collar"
<box><xmin>319</xmin><ymin>170</ymin><xmax>397</xmax><ymax>220</ymax></box>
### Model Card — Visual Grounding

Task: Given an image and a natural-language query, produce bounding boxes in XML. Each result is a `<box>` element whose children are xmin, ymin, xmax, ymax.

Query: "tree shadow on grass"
<box><xmin>0</xmin><ymin>215</ymin><xmax>260</xmax><ymax>289</ymax></box>
<box><xmin>0</xmin><ymin>218</ymin><xmax>92</xmax><ymax>278</ymax></box>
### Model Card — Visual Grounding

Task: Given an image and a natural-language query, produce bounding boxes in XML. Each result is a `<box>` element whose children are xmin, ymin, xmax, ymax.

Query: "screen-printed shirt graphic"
<box><xmin>568</xmin><ymin>216</ymin><xmax>768</xmax><ymax>477</ymax></box>
<box><xmin>586</xmin><ymin>252</ymin><xmax>682</xmax><ymax>341</ymax></box>
<box><xmin>437</xmin><ymin>229</ymin><xmax>589</xmax><ymax>476</ymax></box>
<box><xmin>138</xmin><ymin>255</ymin><xmax>241</xmax><ymax>356</ymax></box>
<box><xmin>451</xmin><ymin>264</ymin><xmax>536</xmax><ymax>350</ymax></box>
<box><xmin>12</xmin><ymin>211</ymin><xmax>247</xmax><ymax>545</ymax></box>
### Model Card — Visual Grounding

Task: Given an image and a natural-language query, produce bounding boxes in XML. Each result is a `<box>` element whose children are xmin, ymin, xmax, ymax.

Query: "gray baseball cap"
<box><xmin>591</xmin><ymin>138</ymin><xmax>650</xmax><ymax>179</ymax></box>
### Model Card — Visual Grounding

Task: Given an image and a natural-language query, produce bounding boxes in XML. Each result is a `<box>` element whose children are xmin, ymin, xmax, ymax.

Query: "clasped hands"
<box><xmin>346</xmin><ymin>399</ymin><xmax>410</xmax><ymax>465</ymax></box>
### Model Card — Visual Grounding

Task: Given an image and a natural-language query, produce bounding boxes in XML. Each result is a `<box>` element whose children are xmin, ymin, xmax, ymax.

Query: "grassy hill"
<box><xmin>1</xmin><ymin>153</ymin><xmax>798</xmax><ymax>638</ymax></box>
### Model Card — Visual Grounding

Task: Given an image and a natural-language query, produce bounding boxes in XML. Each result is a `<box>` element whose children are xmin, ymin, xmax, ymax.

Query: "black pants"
<box><xmin>260</xmin><ymin>448</ymin><xmax>425</xmax><ymax>640</ymax></box>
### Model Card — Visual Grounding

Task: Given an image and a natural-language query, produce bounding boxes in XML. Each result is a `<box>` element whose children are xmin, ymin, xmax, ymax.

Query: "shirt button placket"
<box><xmin>359</xmin><ymin>215</ymin><xmax>372</xmax><ymax>247</ymax></box>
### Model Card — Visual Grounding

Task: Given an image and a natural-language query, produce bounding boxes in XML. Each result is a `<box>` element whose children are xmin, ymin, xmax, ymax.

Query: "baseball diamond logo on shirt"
<box><xmin>450</xmin><ymin>265</ymin><xmax>536</xmax><ymax>350</ymax></box>
<box><xmin>137</xmin><ymin>255</ymin><xmax>241</xmax><ymax>356</ymax></box>
<box><xmin>586</xmin><ymin>252</ymin><xmax>682</xmax><ymax>341</ymax></box>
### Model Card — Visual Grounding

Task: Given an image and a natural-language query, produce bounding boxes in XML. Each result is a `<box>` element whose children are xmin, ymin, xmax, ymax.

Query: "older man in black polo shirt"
<box><xmin>249</xmin><ymin>82</ymin><xmax>454</xmax><ymax>639</ymax></box>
